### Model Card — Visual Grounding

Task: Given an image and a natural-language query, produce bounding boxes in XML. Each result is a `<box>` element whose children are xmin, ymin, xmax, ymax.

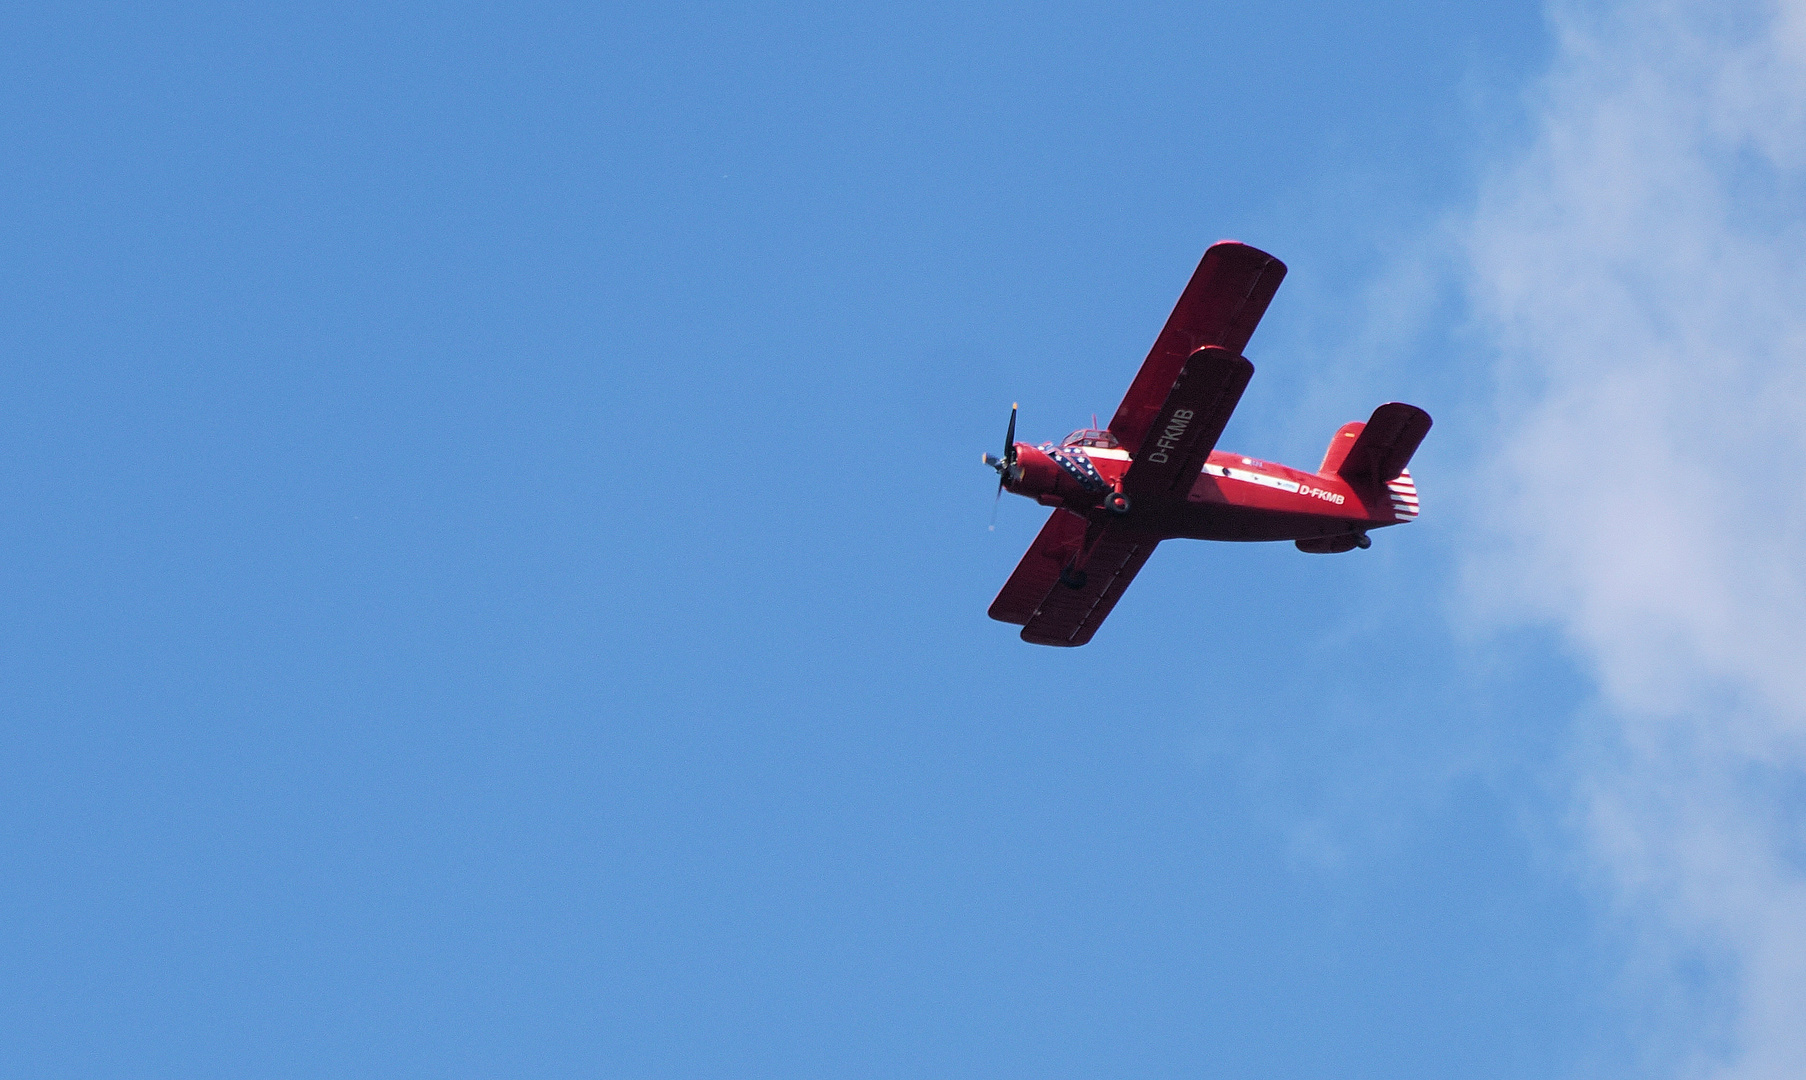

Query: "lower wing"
<box><xmin>989</xmin><ymin>509</ymin><xmax>1160</xmax><ymax>647</ymax></box>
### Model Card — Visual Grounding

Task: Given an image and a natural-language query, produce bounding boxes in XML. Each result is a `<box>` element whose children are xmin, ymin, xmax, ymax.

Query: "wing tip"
<box><xmin>1204</xmin><ymin>239</ymin><xmax>1288</xmax><ymax>280</ymax></box>
<box><xmin>988</xmin><ymin>605</ymin><xmax>1031</xmax><ymax>626</ymax></box>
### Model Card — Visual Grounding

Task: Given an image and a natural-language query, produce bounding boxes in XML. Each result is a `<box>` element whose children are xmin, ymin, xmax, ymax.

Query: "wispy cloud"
<box><xmin>1464</xmin><ymin>0</ymin><xmax>1806</xmax><ymax>1075</ymax></box>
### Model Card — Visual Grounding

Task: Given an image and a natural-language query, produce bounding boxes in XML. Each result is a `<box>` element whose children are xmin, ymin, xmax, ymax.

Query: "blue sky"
<box><xmin>5</xmin><ymin>2</ymin><xmax>1804</xmax><ymax>1077</ymax></box>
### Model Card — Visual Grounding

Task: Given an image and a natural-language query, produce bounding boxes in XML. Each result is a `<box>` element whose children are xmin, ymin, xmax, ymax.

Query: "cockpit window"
<box><xmin>1061</xmin><ymin>428</ymin><xmax>1120</xmax><ymax>449</ymax></box>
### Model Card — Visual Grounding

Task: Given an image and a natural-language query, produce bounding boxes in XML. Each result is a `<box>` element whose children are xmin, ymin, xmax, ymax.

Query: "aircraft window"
<box><xmin>1061</xmin><ymin>429</ymin><xmax>1120</xmax><ymax>449</ymax></box>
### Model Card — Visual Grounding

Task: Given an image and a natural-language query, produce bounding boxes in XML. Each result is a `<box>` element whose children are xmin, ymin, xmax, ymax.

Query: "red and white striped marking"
<box><xmin>1387</xmin><ymin>468</ymin><xmax>1419</xmax><ymax>521</ymax></box>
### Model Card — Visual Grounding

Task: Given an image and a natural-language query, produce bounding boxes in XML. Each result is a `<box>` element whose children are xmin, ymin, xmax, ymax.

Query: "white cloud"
<box><xmin>1464</xmin><ymin>0</ymin><xmax>1806</xmax><ymax>1075</ymax></box>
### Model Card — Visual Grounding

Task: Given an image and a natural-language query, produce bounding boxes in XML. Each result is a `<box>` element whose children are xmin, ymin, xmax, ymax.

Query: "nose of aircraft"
<box><xmin>1003</xmin><ymin>444</ymin><xmax>1063</xmax><ymax>499</ymax></box>
<box><xmin>982</xmin><ymin>403</ymin><xmax>1021</xmax><ymax>483</ymax></box>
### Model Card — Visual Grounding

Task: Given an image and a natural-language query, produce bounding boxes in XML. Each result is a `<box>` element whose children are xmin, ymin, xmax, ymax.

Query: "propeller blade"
<box><xmin>987</xmin><ymin>403</ymin><xmax>1021</xmax><ymax>531</ymax></box>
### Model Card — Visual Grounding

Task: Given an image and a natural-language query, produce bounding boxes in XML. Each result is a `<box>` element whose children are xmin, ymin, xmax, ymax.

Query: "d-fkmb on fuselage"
<box><xmin>1002</xmin><ymin>427</ymin><xmax>1419</xmax><ymax>544</ymax></box>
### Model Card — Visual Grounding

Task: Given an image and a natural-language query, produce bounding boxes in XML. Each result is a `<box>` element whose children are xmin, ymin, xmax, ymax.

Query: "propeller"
<box><xmin>983</xmin><ymin>403</ymin><xmax>1021</xmax><ymax>529</ymax></box>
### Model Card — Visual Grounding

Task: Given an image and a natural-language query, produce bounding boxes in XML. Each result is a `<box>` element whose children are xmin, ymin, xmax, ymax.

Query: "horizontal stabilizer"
<box><xmin>1336</xmin><ymin>403</ymin><xmax>1431</xmax><ymax>485</ymax></box>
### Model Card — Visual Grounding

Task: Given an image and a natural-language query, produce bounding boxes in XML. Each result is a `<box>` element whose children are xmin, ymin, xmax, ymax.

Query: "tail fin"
<box><xmin>1384</xmin><ymin>467</ymin><xmax>1419</xmax><ymax>521</ymax></box>
<box><xmin>1317</xmin><ymin>420</ymin><xmax>1367</xmax><ymax>475</ymax></box>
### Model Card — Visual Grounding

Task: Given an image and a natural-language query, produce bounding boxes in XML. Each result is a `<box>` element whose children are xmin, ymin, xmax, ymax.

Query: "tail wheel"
<box><xmin>1355</xmin><ymin>533</ymin><xmax>1372</xmax><ymax>549</ymax></box>
<box><xmin>1103</xmin><ymin>491</ymin><xmax>1130</xmax><ymax>515</ymax></box>
<box><xmin>1059</xmin><ymin>566</ymin><xmax>1088</xmax><ymax>590</ymax></box>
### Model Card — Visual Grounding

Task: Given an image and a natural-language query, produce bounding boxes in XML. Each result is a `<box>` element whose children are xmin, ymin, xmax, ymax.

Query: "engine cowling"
<box><xmin>1006</xmin><ymin>445</ymin><xmax>1096</xmax><ymax>506</ymax></box>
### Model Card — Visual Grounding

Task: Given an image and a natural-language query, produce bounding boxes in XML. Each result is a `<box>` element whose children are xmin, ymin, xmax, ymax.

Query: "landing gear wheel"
<box><xmin>1060</xmin><ymin>566</ymin><xmax>1089</xmax><ymax>590</ymax></box>
<box><xmin>1103</xmin><ymin>491</ymin><xmax>1131</xmax><ymax>515</ymax></box>
<box><xmin>1354</xmin><ymin>533</ymin><xmax>1372</xmax><ymax>549</ymax></box>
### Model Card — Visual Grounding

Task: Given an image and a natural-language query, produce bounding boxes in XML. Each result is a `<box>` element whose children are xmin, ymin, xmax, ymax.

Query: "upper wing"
<box><xmin>989</xmin><ymin>509</ymin><xmax>1159</xmax><ymax>647</ymax></box>
<box><xmin>1120</xmin><ymin>345</ymin><xmax>1253</xmax><ymax>500</ymax></box>
<box><xmin>1107</xmin><ymin>242</ymin><xmax>1286</xmax><ymax>456</ymax></box>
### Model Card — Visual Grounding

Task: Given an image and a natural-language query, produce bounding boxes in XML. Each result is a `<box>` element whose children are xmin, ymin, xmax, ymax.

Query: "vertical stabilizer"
<box><xmin>1318</xmin><ymin>421</ymin><xmax>1366</xmax><ymax>475</ymax></box>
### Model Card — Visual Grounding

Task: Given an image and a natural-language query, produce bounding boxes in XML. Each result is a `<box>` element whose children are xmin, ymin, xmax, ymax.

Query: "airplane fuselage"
<box><xmin>1003</xmin><ymin>440</ymin><xmax>1417</xmax><ymax>544</ymax></box>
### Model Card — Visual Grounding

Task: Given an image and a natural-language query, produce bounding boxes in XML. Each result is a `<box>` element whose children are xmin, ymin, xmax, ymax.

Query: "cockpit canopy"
<box><xmin>1060</xmin><ymin>428</ymin><xmax>1120</xmax><ymax>449</ymax></box>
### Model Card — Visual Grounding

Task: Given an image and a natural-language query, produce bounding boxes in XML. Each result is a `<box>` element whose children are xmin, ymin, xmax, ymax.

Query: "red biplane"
<box><xmin>985</xmin><ymin>241</ymin><xmax>1431</xmax><ymax>647</ymax></box>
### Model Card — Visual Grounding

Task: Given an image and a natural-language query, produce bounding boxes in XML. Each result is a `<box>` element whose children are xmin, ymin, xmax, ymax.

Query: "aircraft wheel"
<box><xmin>1354</xmin><ymin>533</ymin><xmax>1372</xmax><ymax>549</ymax></box>
<box><xmin>1104</xmin><ymin>491</ymin><xmax>1131</xmax><ymax>515</ymax></box>
<box><xmin>1060</xmin><ymin>566</ymin><xmax>1088</xmax><ymax>590</ymax></box>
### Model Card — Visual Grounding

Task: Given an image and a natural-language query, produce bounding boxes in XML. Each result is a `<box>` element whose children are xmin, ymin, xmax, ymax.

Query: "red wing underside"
<box><xmin>1121</xmin><ymin>345</ymin><xmax>1253</xmax><ymax>501</ymax></box>
<box><xmin>1108</xmin><ymin>242</ymin><xmax>1286</xmax><ymax>456</ymax></box>
<box><xmin>989</xmin><ymin>509</ymin><xmax>1160</xmax><ymax>648</ymax></box>
<box><xmin>988</xmin><ymin>509</ymin><xmax>1089</xmax><ymax>625</ymax></box>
